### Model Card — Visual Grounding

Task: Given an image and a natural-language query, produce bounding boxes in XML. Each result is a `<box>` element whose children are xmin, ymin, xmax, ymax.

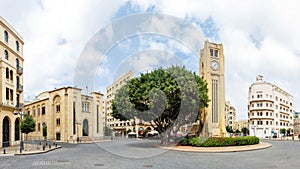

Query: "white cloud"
<box><xmin>2</xmin><ymin>0</ymin><xmax>300</xmax><ymax>120</ymax></box>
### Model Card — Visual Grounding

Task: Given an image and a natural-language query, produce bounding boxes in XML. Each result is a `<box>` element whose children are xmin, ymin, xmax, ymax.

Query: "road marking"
<box><xmin>32</xmin><ymin>160</ymin><xmax>70</xmax><ymax>166</ymax></box>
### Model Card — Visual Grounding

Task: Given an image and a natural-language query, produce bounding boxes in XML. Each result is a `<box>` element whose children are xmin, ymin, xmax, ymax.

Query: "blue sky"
<box><xmin>1</xmin><ymin>0</ymin><xmax>300</xmax><ymax>120</ymax></box>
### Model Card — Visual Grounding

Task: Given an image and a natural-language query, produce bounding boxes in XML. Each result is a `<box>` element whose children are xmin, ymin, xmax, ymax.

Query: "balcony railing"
<box><xmin>17</xmin><ymin>65</ymin><xmax>23</xmax><ymax>74</ymax></box>
<box><xmin>17</xmin><ymin>84</ymin><xmax>23</xmax><ymax>92</ymax></box>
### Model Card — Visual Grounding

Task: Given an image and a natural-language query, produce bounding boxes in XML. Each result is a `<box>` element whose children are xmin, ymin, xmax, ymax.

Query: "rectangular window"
<box><xmin>56</xmin><ymin>118</ymin><xmax>60</xmax><ymax>126</ymax></box>
<box><xmin>38</xmin><ymin>123</ymin><xmax>40</xmax><ymax>131</ymax></box>
<box><xmin>97</xmin><ymin>105</ymin><xmax>99</xmax><ymax>133</ymax></box>
<box><xmin>266</xmin><ymin>121</ymin><xmax>269</xmax><ymax>125</ymax></box>
<box><xmin>56</xmin><ymin>105</ymin><xmax>60</xmax><ymax>112</ymax></box>
<box><xmin>38</xmin><ymin>108</ymin><xmax>40</xmax><ymax>116</ymax></box>
<box><xmin>82</xmin><ymin>102</ymin><xmax>90</xmax><ymax>112</ymax></box>
<box><xmin>212</xmin><ymin>79</ymin><xmax>219</xmax><ymax>123</ymax></box>
<box><xmin>73</xmin><ymin>102</ymin><xmax>76</xmax><ymax>135</ymax></box>
<box><xmin>6</xmin><ymin>88</ymin><xmax>9</xmax><ymax>100</ymax></box>
<box><xmin>42</xmin><ymin>107</ymin><xmax>46</xmax><ymax>115</ymax></box>
<box><xmin>214</xmin><ymin>50</ymin><xmax>218</xmax><ymax>57</ymax></box>
<box><xmin>33</xmin><ymin>109</ymin><xmax>36</xmax><ymax>116</ymax></box>
<box><xmin>10</xmin><ymin>89</ymin><xmax>13</xmax><ymax>101</ymax></box>
<box><xmin>210</xmin><ymin>49</ymin><xmax>214</xmax><ymax>56</ymax></box>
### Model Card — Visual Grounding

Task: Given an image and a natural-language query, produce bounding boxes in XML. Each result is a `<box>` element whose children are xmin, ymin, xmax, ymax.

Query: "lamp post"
<box><xmin>14</xmin><ymin>106</ymin><xmax>24</xmax><ymax>153</ymax></box>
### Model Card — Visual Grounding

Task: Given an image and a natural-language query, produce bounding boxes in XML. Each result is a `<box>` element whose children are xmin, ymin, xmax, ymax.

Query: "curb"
<box><xmin>14</xmin><ymin>146</ymin><xmax>62</xmax><ymax>156</ymax></box>
<box><xmin>161</xmin><ymin>142</ymin><xmax>272</xmax><ymax>153</ymax></box>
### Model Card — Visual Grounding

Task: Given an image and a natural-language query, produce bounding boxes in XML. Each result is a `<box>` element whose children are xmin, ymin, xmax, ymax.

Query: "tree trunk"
<box><xmin>161</xmin><ymin>132</ymin><xmax>168</xmax><ymax>145</ymax></box>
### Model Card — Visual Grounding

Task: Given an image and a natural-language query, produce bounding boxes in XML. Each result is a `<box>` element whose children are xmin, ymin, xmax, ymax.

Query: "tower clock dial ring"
<box><xmin>210</xmin><ymin>60</ymin><xmax>219</xmax><ymax>71</ymax></box>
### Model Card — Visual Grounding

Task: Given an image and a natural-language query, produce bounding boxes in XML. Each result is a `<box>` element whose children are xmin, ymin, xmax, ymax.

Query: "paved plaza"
<box><xmin>0</xmin><ymin>139</ymin><xmax>299</xmax><ymax>169</ymax></box>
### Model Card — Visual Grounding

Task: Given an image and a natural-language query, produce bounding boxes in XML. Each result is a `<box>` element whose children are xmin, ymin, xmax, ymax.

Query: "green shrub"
<box><xmin>181</xmin><ymin>137</ymin><xmax>189</xmax><ymax>146</ymax></box>
<box><xmin>180</xmin><ymin>136</ymin><xmax>259</xmax><ymax>147</ymax></box>
<box><xmin>188</xmin><ymin>137</ymin><xmax>201</xmax><ymax>147</ymax></box>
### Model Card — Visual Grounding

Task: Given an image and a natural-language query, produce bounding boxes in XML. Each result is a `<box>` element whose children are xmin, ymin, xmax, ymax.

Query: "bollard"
<box><xmin>55</xmin><ymin>143</ymin><xmax>57</xmax><ymax>147</ymax></box>
<box><xmin>49</xmin><ymin>145</ymin><xmax>51</xmax><ymax>149</ymax></box>
<box><xmin>20</xmin><ymin>147</ymin><xmax>22</xmax><ymax>153</ymax></box>
<box><xmin>43</xmin><ymin>145</ymin><xmax>45</xmax><ymax>151</ymax></box>
<box><xmin>3</xmin><ymin>148</ymin><xmax>6</xmax><ymax>154</ymax></box>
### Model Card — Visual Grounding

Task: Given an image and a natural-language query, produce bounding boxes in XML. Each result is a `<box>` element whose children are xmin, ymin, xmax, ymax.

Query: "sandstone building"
<box><xmin>0</xmin><ymin>16</ymin><xmax>24</xmax><ymax>148</ymax></box>
<box><xmin>24</xmin><ymin>87</ymin><xmax>104</xmax><ymax>142</ymax></box>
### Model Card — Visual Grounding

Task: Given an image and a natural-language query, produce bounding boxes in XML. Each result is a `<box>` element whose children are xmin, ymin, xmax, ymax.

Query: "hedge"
<box><xmin>181</xmin><ymin>136</ymin><xmax>259</xmax><ymax>147</ymax></box>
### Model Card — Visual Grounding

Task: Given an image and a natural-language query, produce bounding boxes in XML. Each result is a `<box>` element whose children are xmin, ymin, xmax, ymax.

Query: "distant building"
<box><xmin>293</xmin><ymin>111</ymin><xmax>300</xmax><ymax>137</ymax></box>
<box><xmin>225</xmin><ymin>101</ymin><xmax>237</xmax><ymax>130</ymax></box>
<box><xmin>236</xmin><ymin>119</ymin><xmax>249</xmax><ymax>132</ymax></box>
<box><xmin>24</xmin><ymin>87</ymin><xmax>104</xmax><ymax>142</ymax></box>
<box><xmin>105</xmin><ymin>71</ymin><xmax>154</xmax><ymax>136</ymax></box>
<box><xmin>105</xmin><ymin>71</ymin><xmax>133</xmax><ymax>134</ymax></box>
<box><xmin>0</xmin><ymin>16</ymin><xmax>24</xmax><ymax>148</ymax></box>
<box><xmin>248</xmin><ymin>75</ymin><xmax>294</xmax><ymax>138</ymax></box>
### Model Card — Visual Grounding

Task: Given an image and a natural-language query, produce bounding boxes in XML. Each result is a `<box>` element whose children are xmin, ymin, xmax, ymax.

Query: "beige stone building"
<box><xmin>106</xmin><ymin>71</ymin><xmax>133</xmax><ymax>134</ymax></box>
<box><xmin>105</xmin><ymin>71</ymin><xmax>154</xmax><ymax>136</ymax></box>
<box><xmin>236</xmin><ymin>119</ymin><xmax>249</xmax><ymax>132</ymax></box>
<box><xmin>225</xmin><ymin>101</ymin><xmax>237</xmax><ymax>130</ymax></box>
<box><xmin>24</xmin><ymin>87</ymin><xmax>104</xmax><ymax>142</ymax></box>
<box><xmin>199</xmin><ymin>40</ymin><xmax>226</xmax><ymax>137</ymax></box>
<box><xmin>0</xmin><ymin>16</ymin><xmax>24</xmax><ymax>148</ymax></box>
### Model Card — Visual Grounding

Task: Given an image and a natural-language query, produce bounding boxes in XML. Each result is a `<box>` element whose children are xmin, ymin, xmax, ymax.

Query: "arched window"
<box><xmin>16</xmin><ymin>41</ymin><xmax>19</xmax><ymax>51</ymax></box>
<box><xmin>4</xmin><ymin>31</ymin><xmax>8</xmax><ymax>42</ymax></box>
<box><xmin>15</xmin><ymin>118</ymin><xmax>20</xmax><ymax>141</ymax></box>
<box><xmin>6</xmin><ymin>68</ymin><xmax>9</xmax><ymax>79</ymax></box>
<box><xmin>16</xmin><ymin>59</ymin><xmax>19</xmax><ymax>68</ymax></box>
<box><xmin>4</xmin><ymin>50</ymin><xmax>8</xmax><ymax>60</ymax></box>
<box><xmin>16</xmin><ymin>76</ymin><xmax>19</xmax><ymax>87</ymax></box>
<box><xmin>83</xmin><ymin>119</ymin><xmax>89</xmax><ymax>136</ymax></box>
<box><xmin>10</xmin><ymin>70</ymin><xmax>13</xmax><ymax>81</ymax></box>
<box><xmin>2</xmin><ymin>116</ymin><xmax>10</xmax><ymax>147</ymax></box>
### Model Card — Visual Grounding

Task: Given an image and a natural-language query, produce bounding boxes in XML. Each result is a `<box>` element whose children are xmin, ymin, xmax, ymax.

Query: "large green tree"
<box><xmin>111</xmin><ymin>66</ymin><xmax>209</xmax><ymax>144</ymax></box>
<box><xmin>20</xmin><ymin>114</ymin><xmax>36</xmax><ymax>140</ymax></box>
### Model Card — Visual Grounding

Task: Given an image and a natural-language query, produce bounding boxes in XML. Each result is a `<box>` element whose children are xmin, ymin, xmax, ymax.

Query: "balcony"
<box><xmin>17</xmin><ymin>84</ymin><xmax>23</xmax><ymax>92</ymax></box>
<box><xmin>17</xmin><ymin>65</ymin><xmax>23</xmax><ymax>74</ymax></box>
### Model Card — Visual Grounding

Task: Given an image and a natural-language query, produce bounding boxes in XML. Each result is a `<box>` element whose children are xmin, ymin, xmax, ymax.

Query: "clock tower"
<box><xmin>199</xmin><ymin>40</ymin><xmax>226</xmax><ymax>137</ymax></box>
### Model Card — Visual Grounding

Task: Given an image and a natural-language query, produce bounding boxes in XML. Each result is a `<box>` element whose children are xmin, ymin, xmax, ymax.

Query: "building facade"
<box><xmin>106</xmin><ymin>71</ymin><xmax>133</xmax><ymax>134</ymax></box>
<box><xmin>105</xmin><ymin>71</ymin><xmax>154</xmax><ymax>136</ymax></box>
<box><xmin>199</xmin><ymin>40</ymin><xmax>226</xmax><ymax>137</ymax></box>
<box><xmin>225</xmin><ymin>101</ymin><xmax>236</xmax><ymax>130</ymax></box>
<box><xmin>236</xmin><ymin>119</ymin><xmax>249</xmax><ymax>132</ymax></box>
<box><xmin>24</xmin><ymin>87</ymin><xmax>104</xmax><ymax>142</ymax></box>
<box><xmin>0</xmin><ymin>16</ymin><xmax>24</xmax><ymax>148</ymax></box>
<box><xmin>248</xmin><ymin>75</ymin><xmax>294</xmax><ymax>138</ymax></box>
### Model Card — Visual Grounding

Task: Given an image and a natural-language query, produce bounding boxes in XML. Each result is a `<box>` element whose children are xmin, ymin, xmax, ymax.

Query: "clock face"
<box><xmin>211</xmin><ymin>60</ymin><xmax>219</xmax><ymax>71</ymax></box>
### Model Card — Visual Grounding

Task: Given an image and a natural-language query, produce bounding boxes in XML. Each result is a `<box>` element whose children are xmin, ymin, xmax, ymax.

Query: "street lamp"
<box><xmin>14</xmin><ymin>105</ymin><xmax>24</xmax><ymax>153</ymax></box>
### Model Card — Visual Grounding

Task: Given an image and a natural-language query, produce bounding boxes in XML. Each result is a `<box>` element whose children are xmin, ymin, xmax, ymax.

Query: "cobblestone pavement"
<box><xmin>0</xmin><ymin>140</ymin><xmax>299</xmax><ymax>169</ymax></box>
